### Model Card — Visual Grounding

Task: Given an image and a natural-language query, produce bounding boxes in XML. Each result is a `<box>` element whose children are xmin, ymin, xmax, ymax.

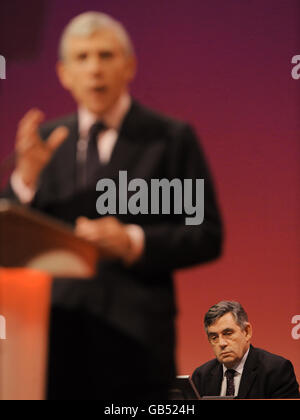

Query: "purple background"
<box><xmin>1</xmin><ymin>0</ymin><xmax>299</xmax><ymax>378</ymax></box>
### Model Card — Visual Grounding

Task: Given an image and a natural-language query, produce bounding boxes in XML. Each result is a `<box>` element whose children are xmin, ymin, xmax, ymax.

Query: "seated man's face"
<box><xmin>57</xmin><ymin>29</ymin><xmax>136</xmax><ymax>116</ymax></box>
<box><xmin>207</xmin><ymin>312</ymin><xmax>252</xmax><ymax>368</ymax></box>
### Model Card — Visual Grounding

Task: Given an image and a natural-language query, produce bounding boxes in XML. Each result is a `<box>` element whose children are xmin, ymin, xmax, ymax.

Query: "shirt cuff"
<box><xmin>10</xmin><ymin>171</ymin><xmax>36</xmax><ymax>204</ymax></box>
<box><xmin>124</xmin><ymin>224</ymin><xmax>145</xmax><ymax>265</ymax></box>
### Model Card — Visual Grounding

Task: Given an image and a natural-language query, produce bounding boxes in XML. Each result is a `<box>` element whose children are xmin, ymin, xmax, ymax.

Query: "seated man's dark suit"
<box><xmin>2</xmin><ymin>100</ymin><xmax>223</xmax><ymax>399</ymax></box>
<box><xmin>192</xmin><ymin>345</ymin><xmax>300</xmax><ymax>399</ymax></box>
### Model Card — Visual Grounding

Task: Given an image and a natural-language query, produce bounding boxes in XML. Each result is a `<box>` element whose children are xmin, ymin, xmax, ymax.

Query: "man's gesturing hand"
<box><xmin>15</xmin><ymin>109</ymin><xmax>69</xmax><ymax>188</ymax></box>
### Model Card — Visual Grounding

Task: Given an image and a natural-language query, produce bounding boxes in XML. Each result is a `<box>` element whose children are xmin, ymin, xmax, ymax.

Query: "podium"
<box><xmin>0</xmin><ymin>200</ymin><xmax>100</xmax><ymax>278</ymax></box>
<box><xmin>0</xmin><ymin>200</ymin><xmax>100</xmax><ymax>400</ymax></box>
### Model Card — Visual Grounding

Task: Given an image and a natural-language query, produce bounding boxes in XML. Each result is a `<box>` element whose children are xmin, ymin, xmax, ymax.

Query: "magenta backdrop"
<box><xmin>1</xmin><ymin>0</ymin><xmax>299</xmax><ymax>381</ymax></box>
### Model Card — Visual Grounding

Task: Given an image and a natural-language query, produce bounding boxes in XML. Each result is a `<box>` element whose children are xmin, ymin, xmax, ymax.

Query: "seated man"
<box><xmin>192</xmin><ymin>301</ymin><xmax>299</xmax><ymax>399</ymax></box>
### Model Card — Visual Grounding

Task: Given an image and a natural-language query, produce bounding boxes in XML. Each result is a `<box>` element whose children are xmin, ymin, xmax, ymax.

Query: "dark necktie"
<box><xmin>86</xmin><ymin>121</ymin><xmax>107</xmax><ymax>186</ymax></box>
<box><xmin>225</xmin><ymin>369</ymin><xmax>236</xmax><ymax>396</ymax></box>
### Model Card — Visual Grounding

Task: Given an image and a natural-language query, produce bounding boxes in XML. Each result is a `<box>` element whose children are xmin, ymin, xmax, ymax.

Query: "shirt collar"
<box><xmin>78</xmin><ymin>92</ymin><xmax>131</xmax><ymax>137</ymax></box>
<box><xmin>223</xmin><ymin>347</ymin><xmax>250</xmax><ymax>376</ymax></box>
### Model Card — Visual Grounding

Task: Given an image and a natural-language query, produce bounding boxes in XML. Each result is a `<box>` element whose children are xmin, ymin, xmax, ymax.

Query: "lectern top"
<box><xmin>0</xmin><ymin>199</ymin><xmax>100</xmax><ymax>278</ymax></box>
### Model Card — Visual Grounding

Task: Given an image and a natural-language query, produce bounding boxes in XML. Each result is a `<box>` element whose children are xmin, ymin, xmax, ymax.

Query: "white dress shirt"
<box><xmin>220</xmin><ymin>348</ymin><xmax>250</xmax><ymax>397</ymax></box>
<box><xmin>77</xmin><ymin>91</ymin><xmax>131</xmax><ymax>165</ymax></box>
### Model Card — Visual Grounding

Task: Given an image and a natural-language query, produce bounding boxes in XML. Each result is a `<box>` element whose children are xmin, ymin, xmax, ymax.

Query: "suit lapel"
<box><xmin>58</xmin><ymin>114</ymin><xmax>78</xmax><ymax>195</ymax></box>
<box><xmin>238</xmin><ymin>346</ymin><xmax>258</xmax><ymax>398</ymax></box>
<box><xmin>107</xmin><ymin>101</ymin><xmax>146</xmax><ymax>175</ymax></box>
<box><xmin>206</xmin><ymin>363</ymin><xmax>223</xmax><ymax>396</ymax></box>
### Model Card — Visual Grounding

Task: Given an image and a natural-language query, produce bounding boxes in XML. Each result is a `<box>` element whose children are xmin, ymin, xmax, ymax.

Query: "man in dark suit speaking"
<box><xmin>1</xmin><ymin>12</ymin><xmax>223</xmax><ymax>399</ymax></box>
<box><xmin>192</xmin><ymin>301</ymin><xmax>299</xmax><ymax>399</ymax></box>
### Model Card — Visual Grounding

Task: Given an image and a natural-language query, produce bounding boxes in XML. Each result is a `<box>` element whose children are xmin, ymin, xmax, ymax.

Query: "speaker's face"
<box><xmin>57</xmin><ymin>29</ymin><xmax>136</xmax><ymax>117</ymax></box>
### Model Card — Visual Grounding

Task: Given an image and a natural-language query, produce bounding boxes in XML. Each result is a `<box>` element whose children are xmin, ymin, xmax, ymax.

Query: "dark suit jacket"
<box><xmin>192</xmin><ymin>345</ymin><xmax>300</xmax><ymax>399</ymax></box>
<box><xmin>2</xmin><ymin>100</ymin><xmax>223</xmax><ymax>369</ymax></box>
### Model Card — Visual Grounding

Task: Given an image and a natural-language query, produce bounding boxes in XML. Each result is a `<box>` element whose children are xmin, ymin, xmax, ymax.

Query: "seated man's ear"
<box><xmin>244</xmin><ymin>322</ymin><xmax>253</xmax><ymax>342</ymax></box>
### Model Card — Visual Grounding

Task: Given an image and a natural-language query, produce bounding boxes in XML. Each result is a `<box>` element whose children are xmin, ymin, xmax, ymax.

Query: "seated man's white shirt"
<box><xmin>220</xmin><ymin>348</ymin><xmax>250</xmax><ymax>397</ymax></box>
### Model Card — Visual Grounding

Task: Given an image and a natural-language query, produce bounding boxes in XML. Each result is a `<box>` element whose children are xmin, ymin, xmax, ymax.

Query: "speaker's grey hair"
<box><xmin>59</xmin><ymin>12</ymin><xmax>135</xmax><ymax>60</ymax></box>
